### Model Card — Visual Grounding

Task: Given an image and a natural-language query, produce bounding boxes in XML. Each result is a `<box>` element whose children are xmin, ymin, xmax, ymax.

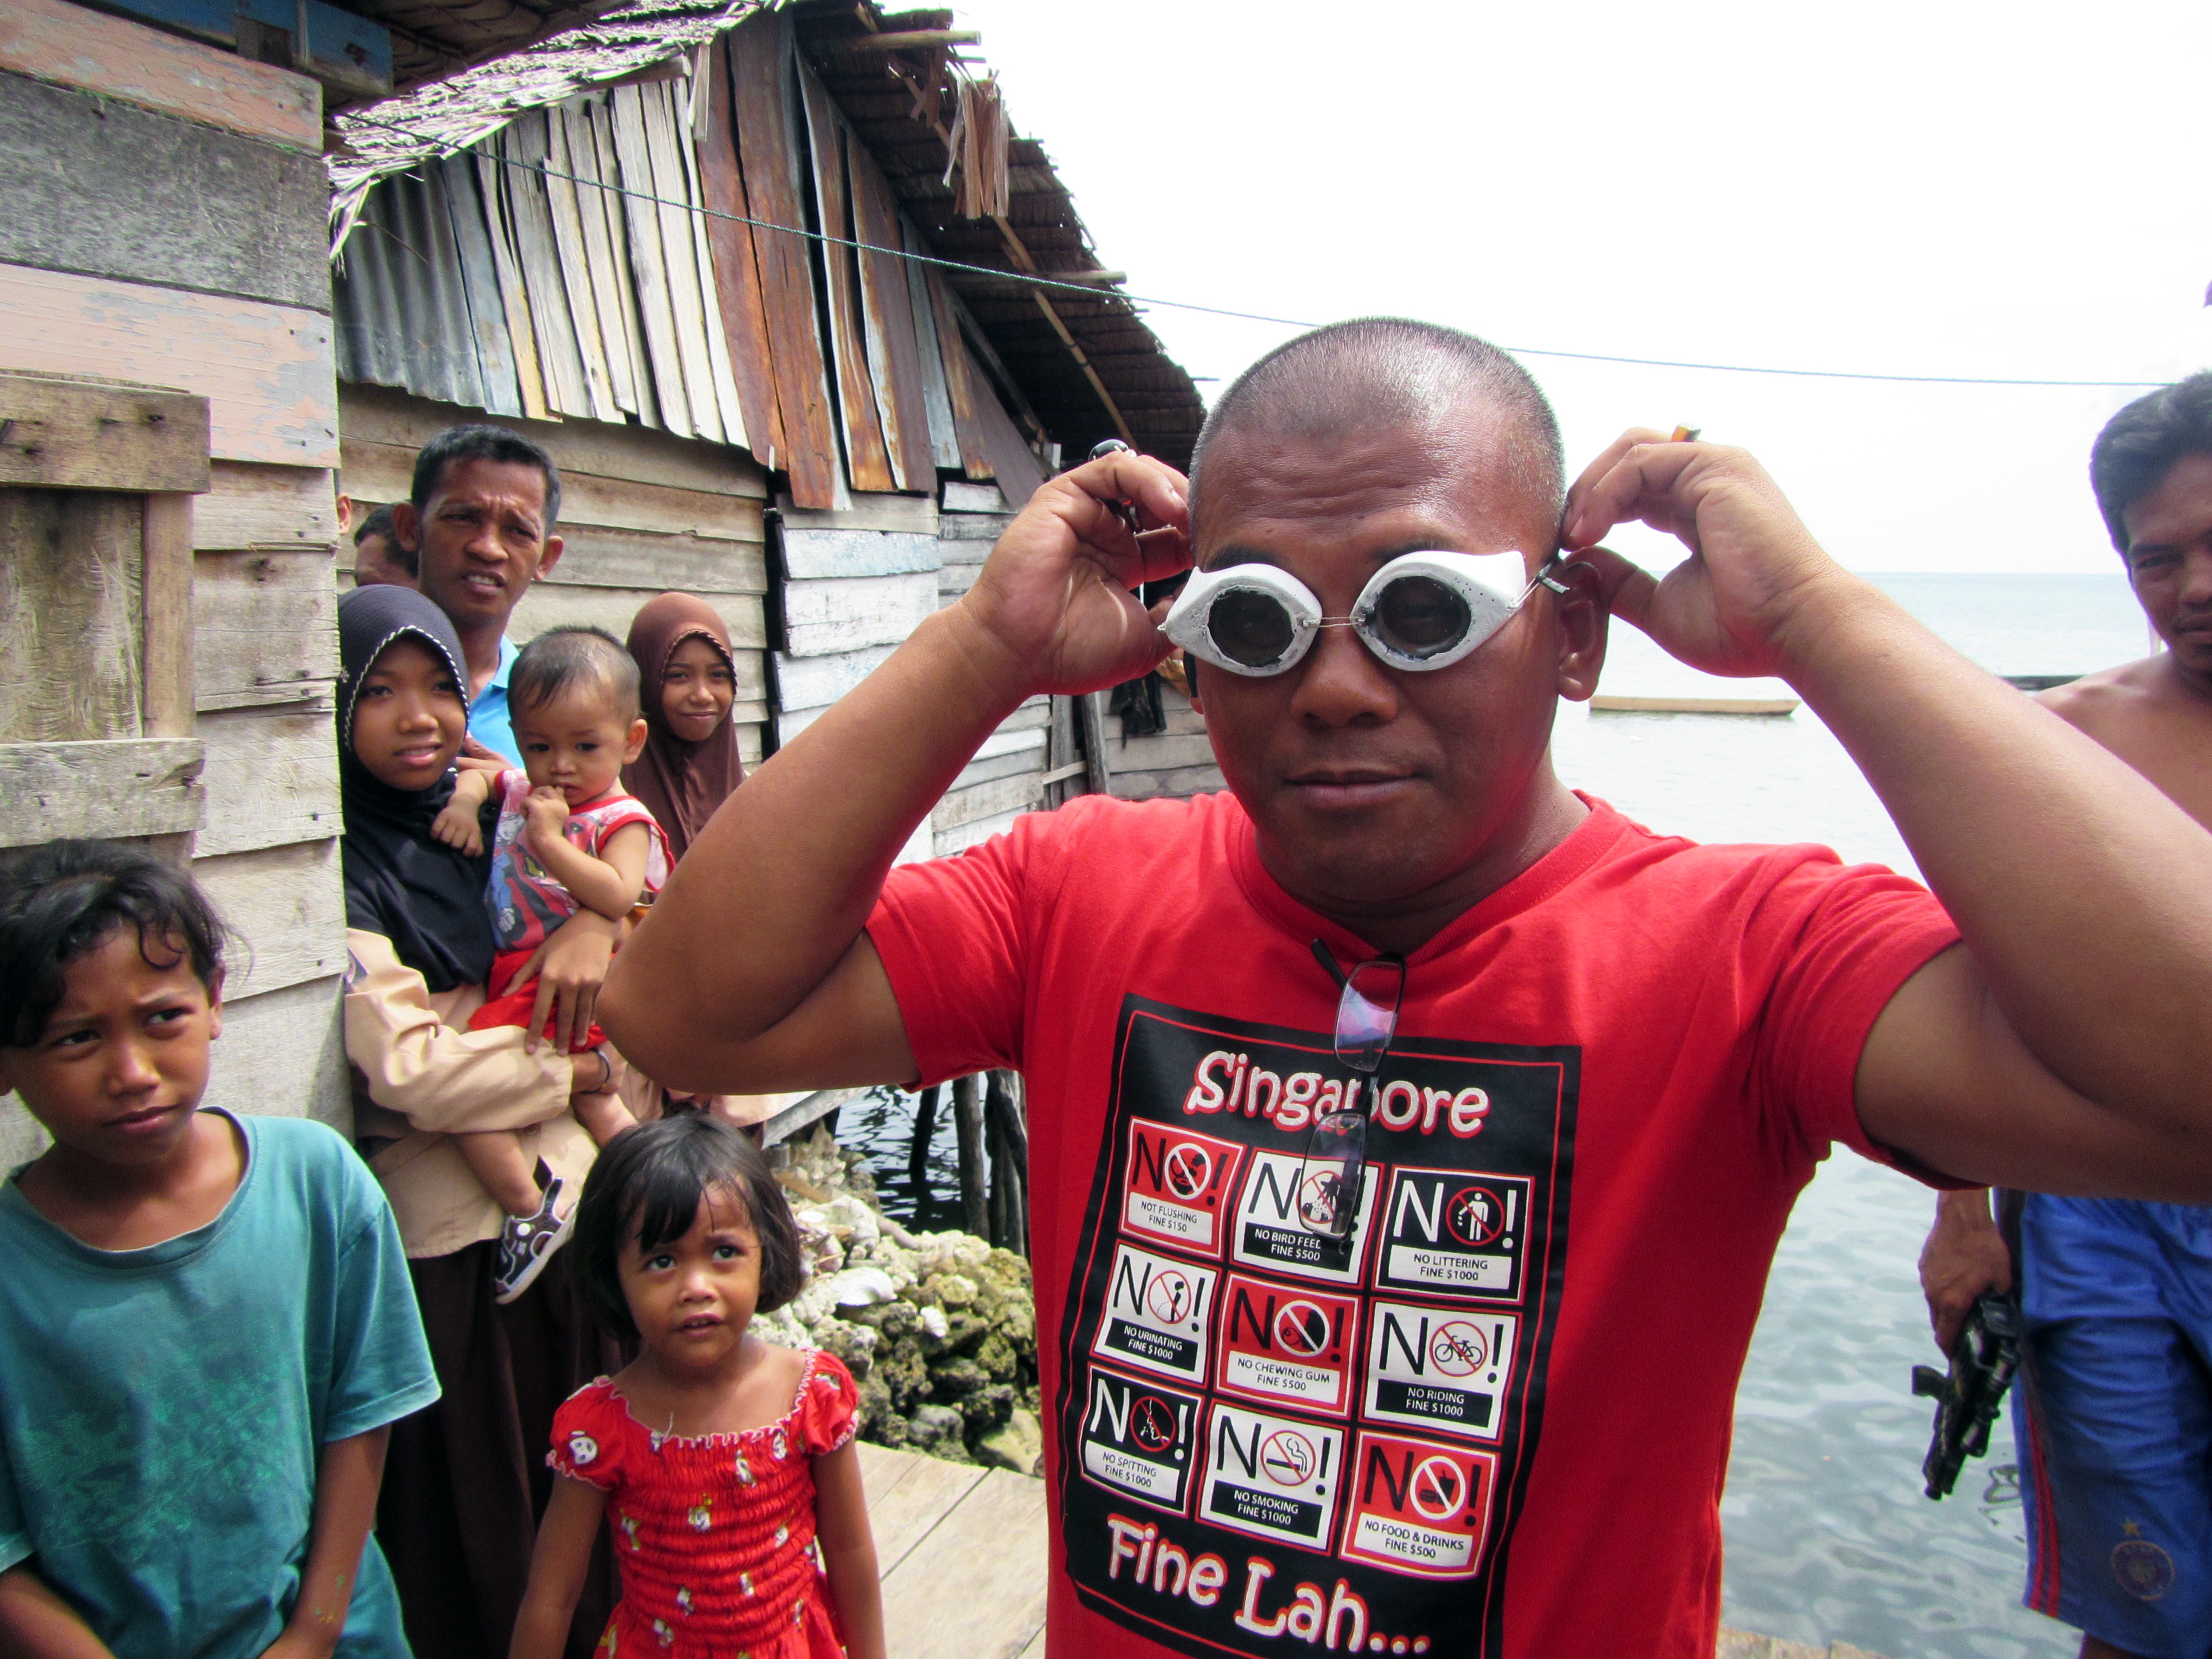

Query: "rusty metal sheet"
<box><xmin>698</xmin><ymin>34</ymin><xmax>784</xmax><ymax>472</ymax></box>
<box><xmin>796</xmin><ymin>55</ymin><xmax>894</xmax><ymax>495</ymax></box>
<box><xmin>436</xmin><ymin>153</ymin><xmax>524</xmax><ymax>418</ymax></box>
<box><xmin>904</xmin><ymin>221</ymin><xmax>963</xmax><ymax>472</ymax></box>
<box><xmin>848</xmin><ymin>138</ymin><xmax>937</xmax><ymax>493</ymax></box>
<box><xmin>967</xmin><ymin>356</ymin><xmax>1044</xmax><ymax>508</ymax></box>
<box><xmin>728</xmin><ymin>10</ymin><xmax>838</xmax><ymax>509</ymax></box>
<box><xmin>926</xmin><ymin>269</ymin><xmax>994</xmax><ymax>482</ymax></box>
<box><xmin>333</xmin><ymin>158</ymin><xmax>517</xmax><ymax>415</ymax></box>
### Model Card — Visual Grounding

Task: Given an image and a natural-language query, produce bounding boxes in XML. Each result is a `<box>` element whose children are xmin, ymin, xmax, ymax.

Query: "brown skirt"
<box><xmin>378</xmin><ymin>1240</ymin><xmax>628</xmax><ymax>1659</ymax></box>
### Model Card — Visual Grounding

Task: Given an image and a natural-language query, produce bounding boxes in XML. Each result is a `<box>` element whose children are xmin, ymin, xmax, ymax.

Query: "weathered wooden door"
<box><xmin>0</xmin><ymin>370</ymin><xmax>211</xmax><ymax>1157</ymax></box>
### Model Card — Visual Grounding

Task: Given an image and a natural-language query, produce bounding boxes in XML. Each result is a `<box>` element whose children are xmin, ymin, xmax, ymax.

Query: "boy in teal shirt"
<box><xmin>0</xmin><ymin>840</ymin><xmax>439</xmax><ymax>1659</ymax></box>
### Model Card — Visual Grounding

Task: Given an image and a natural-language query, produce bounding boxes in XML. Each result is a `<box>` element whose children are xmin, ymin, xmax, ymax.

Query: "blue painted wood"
<box><xmin>780</xmin><ymin>526</ymin><xmax>940</xmax><ymax>580</ymax></box>
<box><xmin>98</xmin><ymin>0</ymin><xmax>392</xmax><ymax>93</ymax></box>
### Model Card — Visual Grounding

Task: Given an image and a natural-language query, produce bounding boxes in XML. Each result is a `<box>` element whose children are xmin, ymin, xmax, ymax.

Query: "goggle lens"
<box><xmin>1371</xmin><ymin>576</ymin><xmax>1470</xmax><ymax>659</ymax></box>
<box><xmin>1209</xmin><ymin>589</ymin><xmax>1298</xmax><ymax>667</ymax></box>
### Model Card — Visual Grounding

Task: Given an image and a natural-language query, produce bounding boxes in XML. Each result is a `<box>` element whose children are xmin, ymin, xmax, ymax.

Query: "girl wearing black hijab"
<box><xmin>335</xmin><ymin>586</ymin><xmax>624</xmax><ymax>1659</ymax></box>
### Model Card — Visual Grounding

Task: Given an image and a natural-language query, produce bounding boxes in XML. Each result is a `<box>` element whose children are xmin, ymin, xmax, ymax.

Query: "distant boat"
<box><xmin>1590</xmin><ymin>695</ymin><xmax>1801</xmax><ymax>716</ymax></box>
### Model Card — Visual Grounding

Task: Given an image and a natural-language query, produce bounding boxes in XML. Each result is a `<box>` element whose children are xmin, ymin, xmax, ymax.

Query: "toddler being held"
<box><xmin>510</xmin><ymin>1115</ymin><xmax>886</xmax><ymax>1659</ymax></box>
<box><xmin>433</xmin><ymin>625</ymin><xmax>671</xmax><ymax>1301</ymax></box>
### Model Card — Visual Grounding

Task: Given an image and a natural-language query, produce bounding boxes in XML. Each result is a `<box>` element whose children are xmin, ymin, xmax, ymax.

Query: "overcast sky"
<box><xmin>950</xmin><ymin>0</ymin><xmax>2212</xmax><ymax>575</ymax></box>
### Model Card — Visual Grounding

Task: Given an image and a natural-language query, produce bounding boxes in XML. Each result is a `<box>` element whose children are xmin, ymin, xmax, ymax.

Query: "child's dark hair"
<box><xmin>0</xmin><ymin>841</ymin><xmax>229</xmax><ymax>1048</ymax></box>
<box><xmin>510</xmin><ymin>625</ymin><xmax>641</xmax><ymax>721</ymax></box>
<box><xmin>574</xmin><ymin>1114</ymin><xmax>805</xmax><ymax>1337</ymax></box>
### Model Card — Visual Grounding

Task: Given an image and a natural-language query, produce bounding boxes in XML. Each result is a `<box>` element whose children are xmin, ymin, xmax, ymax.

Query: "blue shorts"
<box><xmin>2013</xmin><ymin>1193</ymin><xmax>2212</xmax><ymax>1657</ymax></box>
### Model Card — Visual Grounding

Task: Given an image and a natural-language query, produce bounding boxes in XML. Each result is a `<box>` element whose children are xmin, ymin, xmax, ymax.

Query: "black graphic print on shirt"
<box><xmin>1056</xmin><ymin>997</ymin><xmax>1579</xmax><ymax>1659</ymax></box>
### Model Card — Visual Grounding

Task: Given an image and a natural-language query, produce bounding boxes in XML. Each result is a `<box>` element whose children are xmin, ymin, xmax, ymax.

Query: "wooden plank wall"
<box><xmin>931</xmin><ymin>482</ymin><xmax>1054</xmax><ymax>855</ymax></box>
<box><xmin>0</xmin><ymin>13</ymin><xmax>345</xmax><ymax>1164</ymax></box>
<box><xmin>337</xmin><ymin>385</ymin><xmax>773</xmax><ymax>765</ymax></box>
<box><xmin>774</xmin><ymin>492</ymin><xmax>940</xmax><ymax>863</ymax></box>
<box><xmin>1104</xmin><ymin>686</ymin><xmax>1223</xmax><ymax>801</ymax></box>
<box><xmin>933</xmin><ymin>479</ymin><xmax>1220</xmax><ymax>830</ymax></box>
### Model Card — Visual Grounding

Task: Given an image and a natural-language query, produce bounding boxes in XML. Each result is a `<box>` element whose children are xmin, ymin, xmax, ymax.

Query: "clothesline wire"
<box><xmin>336</xmin><ymin>107</ymin><xmax>2177</xmax><ymax>392</ymax></box>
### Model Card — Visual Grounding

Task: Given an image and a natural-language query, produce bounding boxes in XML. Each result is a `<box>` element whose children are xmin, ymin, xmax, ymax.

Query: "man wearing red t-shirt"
<box><xmin>604</xmin><ymin>320</ymin><xmax>2212</xmax><ymax>1658</ymax></box>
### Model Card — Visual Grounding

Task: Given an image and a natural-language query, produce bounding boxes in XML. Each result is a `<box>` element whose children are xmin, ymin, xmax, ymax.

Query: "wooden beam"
<box><xmin>0</xmin><ymin>0</ymin><xmax>321</xmax><ymax>152</ymax></box>
<box><xmin>0</xmin><ymin>71</ymin><xmax>330</xmax><ymax>315</ymax></box>
<box><xmin>193</xmin><ymin>838</ymin><xmax>346</xmax><ymax>1000</ymax></box>
<box><xmin>780</xmin><ymin>526</ymin><xmax>938</xmax><ymax>580</ymax></box>
<box><xmin>880</xmin><ymin>60</ymin><xmax>1131</xmax><ymax>448</ymax></box>
<box><xmin>195</xmin><ymin>703</ymin><xmax>341</xmax><ymax>856</ymax></box>
<box><xmin>0</xmin><ymin>263</ymin><xmax>337</xmax><ymax>468</ymax></box>
<box><xmin>0</xmin><ymin>738</ymin><xmax>204</xmax><ymax>848</ymax></box>
<box><xmin>1078</xmin><ymin>690</ymin><xmax>1113</xmax><ymax>798</ymax></box>
<box><xmin>0</xmin><ymin>374</ymin><xmax>210</xmax><ymax>494</ymax></box>
<box><xmin>141</xmin><ymin>494</ymin><xmax>195</xmax><ymax>739</ymax></box>
<box><xmin>0</xmin><ymin>488</ymin><xmax>143</xmax><ymax>744</ymax></box>
<box><xmin>834</xmin><ymin>29</ymin><xmax>979</xmax><ymax>52</ymax></box>
<box><xmin>782</xmin><ymin>570</ymin><xmax>936</xmax><ymax>655</ymax></box>
<box><xmin>759</xmin><ymin>1084</ymin><xmax>868</xmax><ymax>1147</ymax></box>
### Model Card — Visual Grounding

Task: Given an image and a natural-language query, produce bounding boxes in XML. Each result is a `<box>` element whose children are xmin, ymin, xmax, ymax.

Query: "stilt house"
<box><xmin>2</xmin><ymin>0</ymin><xmax>1209</xmax><ymax>1153</ymax></box>
<box><xmin>326</xmin><ymin>0</ymin><xmax>1212</xmax><ymax>854</ymax></box>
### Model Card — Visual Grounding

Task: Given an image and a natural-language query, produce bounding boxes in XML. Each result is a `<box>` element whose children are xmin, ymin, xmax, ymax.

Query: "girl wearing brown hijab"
<box><xmin>623</xmin><ymin>592</ymin><xmax>746</xmax><ymax>862</ymax></box>
<box><xmin>622</xmin><ymin>593</ymin><xmax>774</xmax><ymax>1129</ymax></box>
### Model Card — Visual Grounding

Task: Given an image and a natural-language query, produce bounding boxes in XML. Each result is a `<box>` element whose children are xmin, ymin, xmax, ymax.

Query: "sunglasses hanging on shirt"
<box><xmin>1162</xmin><ymin>550</ymin><xmax>1568</xmax><ymax>677</ymax></box>
<box><xmin>1296</xmin><ymin>940</ymin><xmax>1406</xmax><ymax>1244</ymax></box>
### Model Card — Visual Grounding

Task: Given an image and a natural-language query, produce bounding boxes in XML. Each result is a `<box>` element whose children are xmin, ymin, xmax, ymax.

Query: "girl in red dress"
<box><xmin>509</xmin><ymin>1116</ymin><xmax>887</xmax><ymax>1659</ymax></box>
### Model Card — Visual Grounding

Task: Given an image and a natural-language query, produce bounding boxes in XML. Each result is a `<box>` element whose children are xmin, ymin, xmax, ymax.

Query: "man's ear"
<box><xmin>535</xmin><ymin>533</ymin><xmax>565</xmax><ymax>581</ymax></box>
<box><xmin>1550</xmin><ymin>559</ymin><xmax>1609</xmax><ymax>703</ymax></box>
<box><xmin>623</xmin><ymin>716</ymin><xmax>649</xmax><ymax>764</ymax></box>
<box><xmin>390</xmin><ymin>500</ymin><xmax>422</xmax><ymax>554</ymax></box>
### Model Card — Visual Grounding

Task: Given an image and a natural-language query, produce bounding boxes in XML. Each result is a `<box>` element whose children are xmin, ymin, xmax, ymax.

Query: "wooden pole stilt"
<box><xmin>909</xmin><ymin>1083</ymin><xmax>940</xmax><ymax>1194</ymax></box>
<box><xmin>984</xmin><ymin>1070</ymin><xmax>1029</xmax><ymax>1256</ymax></box>
<box><xmin>987</xmin><ymin>1110</ymin><xmax>1010</xmax><ymax>1249</ymax></box>
<box><xmin>1079</xmin><ymin>690</ymin><xmax>1113</xmax><ymax>799</ymax></box>
<box><xmin>952</xmin><ymin>1074</ymin><xmax>988</xmax><ymax>1237</ymax></box>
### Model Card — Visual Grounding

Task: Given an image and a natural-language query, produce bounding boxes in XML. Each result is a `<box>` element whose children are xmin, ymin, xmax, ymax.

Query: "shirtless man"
<box><xmin>1919</xmin><ymin>372</ymin><xmax>2212</xmax><ymax>1659</ymax></box>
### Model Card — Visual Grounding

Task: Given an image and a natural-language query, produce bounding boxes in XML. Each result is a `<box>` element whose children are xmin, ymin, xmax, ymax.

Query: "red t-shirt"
<box><xmin>867</xmin><ymin>792</ymin><xmax>1959</xmax><ymax>1659</ymax></box>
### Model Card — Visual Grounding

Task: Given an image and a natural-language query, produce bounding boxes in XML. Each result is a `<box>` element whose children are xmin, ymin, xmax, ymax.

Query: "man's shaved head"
<box><xmin>1188</xmin><ymin>318</ymin><xmax>1564</xmax><ymax>542</ymax></box>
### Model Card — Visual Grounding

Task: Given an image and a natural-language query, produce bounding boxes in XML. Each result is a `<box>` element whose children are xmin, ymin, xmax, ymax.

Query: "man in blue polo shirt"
<box><xmin>389</xmin><ymin>425</ymin><xmax>566</xmax><ymax>765</ymax></box>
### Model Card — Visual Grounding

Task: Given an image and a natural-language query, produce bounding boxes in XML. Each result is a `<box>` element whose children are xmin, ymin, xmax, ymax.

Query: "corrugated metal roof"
<box><xmin>326</xmin><ymin>0</ymin><xmax>1202</xmax><ymax>485</ymax></box>
<box><xmin>335</xmin><ymin>154</ymin><xmax>523</xmax><ymax>415</ymax></box>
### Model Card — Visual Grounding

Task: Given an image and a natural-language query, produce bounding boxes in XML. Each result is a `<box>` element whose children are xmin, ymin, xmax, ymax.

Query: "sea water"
<box><xmin>844</xmin><ymin>571</ymin><xmax>2154</xmax><ymax>1658</ymax></box>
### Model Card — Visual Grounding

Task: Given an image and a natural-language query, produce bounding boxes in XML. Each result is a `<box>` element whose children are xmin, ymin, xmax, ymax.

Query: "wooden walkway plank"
<box><xmin>861</xmin><ymin>1444</ymin><xmax>989</xmax><ymax>1575</ymax></box>
<box><xmin>875</xmin><ymin>1466</ymin><xmax>1046</xmax><ymax>1659</ymax></box>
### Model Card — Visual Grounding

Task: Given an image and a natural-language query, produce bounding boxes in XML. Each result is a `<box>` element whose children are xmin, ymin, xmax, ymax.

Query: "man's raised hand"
<box><xmin>1561</xmin><ymin>429</ymin><xmax>1865</xmax><ymax>682</ymax></box>
<box><xmin>957</xmin><ymin>448</ymin><xmax>1192</xmax><ymax>700</ymax></box>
